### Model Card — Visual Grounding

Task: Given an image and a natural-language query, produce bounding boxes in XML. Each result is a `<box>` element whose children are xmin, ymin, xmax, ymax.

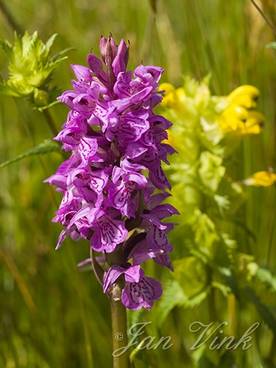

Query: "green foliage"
<box><xmin>158</xmin><ymin>71</ymin><xmax>276</xmax><ymax>366</ymax></box>
<box><xmin>0</xmin><ymin>31</ymin><xmax>69</xmax><ymax>106</ymax></box>
<box><xmin>0</xmin><ymin>0</ymin><xmax>275</xmax><ymax>367</ymax></box>
<box><xmin>150</xmin><ymin>280</ymin><xmax>185</xmax><ymax>326</ymax></box>
<box><xmin>154</xmin><ymin>278</ymin><xmax>210</xmax><ymax>328</ymax></box>
<box><xmin>0</xmin><ymin>139</ymin><xmax>60</xmax><ymax>168</ymax></box>
<box><xmin>244</xmin><ymin>288</ymin><xmax>276</xmax><ymax>332</ymax></box>
<box><xmin>198</xmin><ymin>152</ymin><xmax>225</xmax><ymax>192</ymax></box>
<box><xmin>266</xmin><ymin>42</ymin><xmax>276</xmax><ymax>49</ymax></box>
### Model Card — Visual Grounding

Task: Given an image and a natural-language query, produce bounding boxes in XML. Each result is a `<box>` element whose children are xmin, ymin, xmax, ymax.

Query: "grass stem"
<box><xmin>227</xmin><ymin>293</ymin><xmax>238</xmax><ymax>337</ymax></box>
<box><xmin>110</xmin><ymin>284</ymin><xmax>129</xmax><ymax>368</ymax></box>
<box><xmin>0</xmin><ymin>0</ymin><xmax>23</xmax><ymax>34</ymax></box>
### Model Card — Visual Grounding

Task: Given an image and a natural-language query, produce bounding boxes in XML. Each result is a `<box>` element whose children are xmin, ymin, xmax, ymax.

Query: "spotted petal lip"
<box><xmin>78</xmin><ymin>137</ymin><xmax>98</xmax><ymax>163</ymax></box>
<box><xmin>103</xmin><ymin>264</ymin><xmax>141</xmax><ymax>293</ymax></box>
<box><xmin>121</xmin><ymin>274</ymin><xmax>163</xmax><ymax>310</ymax></box>
<box><xmin>91</xmin><ymin>215</ymin><xmax>128</xmax><ymax>253</ymax></box>
<box><xmin>103</xmin><ymin>264</ymin><xmax>162</xmax><ymax>310</ymax></box>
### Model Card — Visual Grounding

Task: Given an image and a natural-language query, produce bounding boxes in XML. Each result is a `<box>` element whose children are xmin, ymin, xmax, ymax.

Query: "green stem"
<box><xmin>42</xmin><ymin>109</ymin><xmax>68</xmax><ymax>159</ymax></box>
<box><xmin>207</xmin><ymin>268</ymin><xmax>217</xmax><ymax>322</ymax></box>
<box><xmin>0</xmin><ymin>0</ymin><xmax>23</xmax><ymax>34</ymax></box>
<box><xmin>251</xmin><ymin>0</ymin><xmax>276</xmax><ymax>36</ymax></box>
<box><xmin>208</xmin><ymin>286</ymin><xmax>217</xmax><ymax>322</ymax></box>
<box><xmin>110</xmin><ymin>284</ymin><xmax>129</xmax><ymax>368</ymax></box>
<box><xmin>227</xmin><ymin>293</ymin><xmax>237</xmax><ymax>337</ymax></box>
<box><xmin>42</xmin><ymin>109</ymin><xmax>58</xmax><ymax>137</ymax></box>
<box><xmin>90</xmin><ymin>247</ymin><xmax>104</xmax><ymax>286</ymax></box>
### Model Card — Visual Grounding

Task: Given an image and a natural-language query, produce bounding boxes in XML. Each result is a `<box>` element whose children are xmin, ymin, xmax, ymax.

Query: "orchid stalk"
<box><xmin>46</xmin><ymin>36</ymin><xmax>177</xmax><ymax>367</ymax></box>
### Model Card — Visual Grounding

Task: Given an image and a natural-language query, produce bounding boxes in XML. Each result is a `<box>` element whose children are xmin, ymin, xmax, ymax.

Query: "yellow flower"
<box><xmin>241</xmin><ymin>111</ymin><xmax>264</xmax><ymax>135</ymax></box>
<box><xmin>218</xmin><ymin>85</ymin><xmax>264</xmax><ymax>136</ymax></box>
<box><xmin>218</xmin><ymin>106</ymin><xmax>264</xmax><ymax>135</ymax></box>
<box><xmin>244</xmin><ymin>171</ymin><xmax>276</xmax><ymax>187</ymax></box>
<box><xmin>159</xmin><ymin>83</ymin><xmax>175</xmax><ymax>107</ymax></box>
<box><xmin>159</xmin><ymin>83</ymin><xmax>186</xmax><ymax>148</ymax></box>
<box><xmin>227</xmin><ymin>85</ymin><xmax>259</xmax><ymax>109</ymax></box>
<box><xmin>159</xmin><ymin>83</ymin><xmax>185</xmax><ymax>110</ymax></box>
<box><xmin>219</xmin><ymin>105</ymin><xmax>248</xmax><ymax>132</ymax></box>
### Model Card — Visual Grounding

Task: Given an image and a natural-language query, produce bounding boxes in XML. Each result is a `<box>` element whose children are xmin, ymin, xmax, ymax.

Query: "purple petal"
<box><xmin>121</xmin><ymin>275</ymin><xmax>162</xmax><ymax>310</ymax></box>
<box><xmin>112</xmin><ymin>39</ymin><xmax>129</xmax><ymax>76</ymax></box>
<box><xmin>150</xmin><ymin>204</ymin><xmax>179</xmax><ymax>219</ymax></box>
<box><xmin>78</xmin><ymin>137</ymin><xmax>98</xmax><ymax>164</ymax></box>
<box><xmin>99</xmin><ymin>36</ymin><xmax>117</xmax><ymax>62</ymax></box>
<box><xmin>124</xmin><ymin>265</ymin><xmax>141</xmax><ymax>283</ymax></box>
<box><xmin>55</xmin><ymin>230</ymin><xmax>67</xmax><ymax>250</ymax></box>
<box><xmin>147</xmin><ymin>193</ymin><xmax>171</xmax><ymax>210</ymax></box>
<box><xmin>149</xmin><ymin>164</ymin><xmax>171</xmax><ymax>190</ymax></box>
<box><xmin>71</xmin><ymin>64</ymin><xmax>92</xmax><ymax>82</ymax></box>
<box><xmin>77</xmin><ymin>258</ymin><xmax>92</xmax><ymax>268</ymax></box>
<box><xmin>91</xmin><ymin>216</ymin><xmax>128</xmax><ymax>253</ymax></box>
<box><xmin>103</xmin><ymin>266</ymin><xmax>125</xmax><ymax>293</ymax></box>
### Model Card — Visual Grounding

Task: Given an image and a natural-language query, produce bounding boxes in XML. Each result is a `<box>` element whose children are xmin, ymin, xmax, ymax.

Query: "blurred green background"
<box><xmin>0</xmin><ymin>0</ymin><xmax>275</xmax><ymax>367</ymax></box>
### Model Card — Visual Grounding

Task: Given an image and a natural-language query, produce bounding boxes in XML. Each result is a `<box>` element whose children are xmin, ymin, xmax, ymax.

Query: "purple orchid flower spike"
<box><xmin>46</xmin><ymin>35</ymin><xmax>178</xmax><ymax>311</ymax></box>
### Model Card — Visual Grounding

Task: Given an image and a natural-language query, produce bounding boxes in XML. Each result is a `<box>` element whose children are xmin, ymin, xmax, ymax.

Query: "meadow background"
<box><xmin>0</xmin><ymin>0</ymin><xmax>275</xmax><ymax>367</ymax></box>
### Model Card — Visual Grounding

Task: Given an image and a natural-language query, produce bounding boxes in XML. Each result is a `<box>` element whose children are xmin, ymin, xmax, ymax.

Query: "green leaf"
<box><xmin>154</xmin><ymin>278</ymin><xmax>210</xmax><ymax>326</ymax></box>
<box><xmin>173</xmin><ymin>256</ymin><xmax>208</xmax><ymax>297</ymax></box>
<box><xmin>244</xmin><ymin>287</ymin><xmax>276</xmax><ymax>332</ymax></box>
<box><xmin>266</xmin><ymin>42</ymin><xmax>276</xmax><ymax>50</ymax></box>
<box><xmin>154</xmin><ymin>280</ymin><xmax>186</xmax><ymax>326</ymax></box>
<box><xmin>182</xmin><ymin>287</ymin><xmax>210</xmax><ymax>308</ymax></box>
<box><xmin>0</xmin><ymin>39</ymin><xmax>12</xmax><ymax>54</ymax></box>
<box><xmin>245</xmin><ymin>262</ymin><xmax>276</xmax><ymax>301</ymax></box>
<box><xmin>0</xmin><ymin>139</ymin><xmax>60</xmax><ymax>168</ymax></box>
<box><xmin>44</xmin><ymin>33</ymin><xmax>58</xmax><ymax>55</ymax></box>
<box><xmin>253</xmin><ymin>266</ymin><xmax>276</xmax><ymax>293</ymax></box>
<box><xmin>198</xmin><ymin>151</ymin><xmax>225</xmax><ymax>192</ymax></box>
<box><xmin>51</xmin><ymin>47</ymin><xmax>74</xmax><ymax>62</ymax></box>
<box><xmin>0</xmin><ymin>83</ymin><xmax>21</xmax><ymax>97</ymax></box>
<box><xmin>36</xmin><ymin>100</ymin><xmax>59</xmax><ymax>111</ymax></box>
<box><xmin>211</xmin><ymin>281</ymin><xmax>231</xmax><ymax>297</ymax></box>
<box><xmin>192</xmin><ymin>209</ymin><xmax>219</xmax><ymax>256</ymax></box>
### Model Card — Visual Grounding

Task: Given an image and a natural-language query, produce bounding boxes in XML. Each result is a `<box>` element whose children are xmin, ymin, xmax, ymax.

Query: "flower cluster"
<box><xmin>244</xmin><ymin>170</ymin><xmax>276</xmax><ymax>187</ymax></box>
<box><xmin>160</xmin><ymin>82</ymin><xmax>264</xmax><ymax>137</ymax></box>
<box><xmin>0</xmin><ymin>32</ymin><xmax>68</xmax><ymax>107</ymax></box>
<box><xmin>46</xmin><ymin>36</ymin><xmax>177</xmax><ymax>310</ymax></box>
<box><xmin>158</xmin><ymin>77</ymin><xmax>274</xmax><ymax>313</ymax></box>
<box><xmin>218</xmin><ymin>85</ymin><xmax>264</xmax><ymax>135</ymax></box>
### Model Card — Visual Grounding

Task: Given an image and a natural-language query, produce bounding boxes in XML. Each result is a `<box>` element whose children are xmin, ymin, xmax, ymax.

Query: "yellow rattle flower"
<box><xmin>241</xmin><ymin>111</ymin><xmax>264</xmax><ymax>135</ymax></box>
<box><xmin>159</xmin><ymin>83</ymin><xmax>185</xmax><ymax>110</ymax></box>
<box><xmin>159</xmin><ymin>83</ymin><xmax>176</xmax><ymax>107</ymax></box>
<box><xmin>227</xmin><ymin>85</ymin><xmax>259</xmax><ymax>109</ymax></box>
<box><xmin>218</xmin><ymin>85</ymin><xmax>263</xmax><ymax>135</ymax></box>
<box><xmin>244</xmin><ymin>171</ymin><xmax>276</xmax><ymax>187</ymax></box>
<box><xmin>219</xmin><ymin>106</ymin><xmax>264</xmax><ymax>135</ymax></box>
